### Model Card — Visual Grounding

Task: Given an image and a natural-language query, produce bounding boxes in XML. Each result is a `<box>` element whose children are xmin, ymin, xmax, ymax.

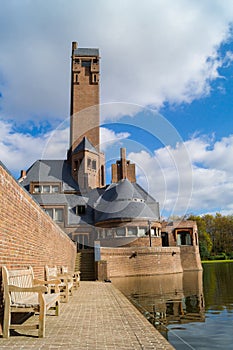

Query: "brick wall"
<box><xmin>124</xmin><ymin>237</ymin><xmax>162</xmax><ymax>247</ymax></box>
<box><xmin>179</xmin><ymin>245</ymin><xmax>202</xmax><ymax>271</ymax></box>
<box><xmin>100</xmin><ymin>246</ymin><xmax>183</xmax><ymax>278</ymax></box>
<box><xmin>0</xmin><ymin>162</ymin><xmax>76</xmax><ymax>333</ymax></box>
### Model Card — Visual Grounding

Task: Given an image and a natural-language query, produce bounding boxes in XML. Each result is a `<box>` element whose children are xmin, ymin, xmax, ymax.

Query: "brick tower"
<box><xmin>69</xmin><ymin>42</ymin><xmax>105</xmax><ymax>190</ymax></box>
<box><xmin>70</xmin><ymin>41</ymin><xmax>100</xmax><ymax>152</ymax></box>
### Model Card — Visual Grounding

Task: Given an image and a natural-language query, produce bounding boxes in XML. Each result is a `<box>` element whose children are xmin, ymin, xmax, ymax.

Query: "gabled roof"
<box><xmin>73</xmin><ymin>48</ymin><xmax>99</xmax><ymax>57</ymax></box>
<box><xmin>73</xmin><ymin>137</ymin><xmax>99</xmax><ymax>155</ymax></box>
<box><xmin>20</xmin><ymin>160</ymin><xmax>79</xmax><ymax>192</ymax></box>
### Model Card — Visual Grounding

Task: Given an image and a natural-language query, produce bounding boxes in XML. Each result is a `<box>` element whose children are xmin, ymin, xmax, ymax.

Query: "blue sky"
<box><xmin>1</xmin><ymin>0</ymin><xmax>233</xmax><ymax>218</ymax></box>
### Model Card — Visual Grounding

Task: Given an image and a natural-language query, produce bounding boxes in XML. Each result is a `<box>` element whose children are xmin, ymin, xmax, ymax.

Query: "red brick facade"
<box><xmin>0</xmin><ymin>163</ymin><xmax>76</xmax><ymax>333</ymax></box>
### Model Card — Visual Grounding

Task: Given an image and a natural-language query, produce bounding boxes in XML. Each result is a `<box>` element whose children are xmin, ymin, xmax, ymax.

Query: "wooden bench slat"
<box><xmin>2</xmin><ymin>266</ymin><xmax>60</xmax><ymax>338</ymax></box>
<box><xmin>45</xmin><ymin>266</ymin><xmax>73</xmax><ymax>303</ymax></box>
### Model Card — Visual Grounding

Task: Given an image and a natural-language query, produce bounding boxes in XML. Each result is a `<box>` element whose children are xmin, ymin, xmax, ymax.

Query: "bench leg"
<box><xmin>3</xmin><ymin>297</ymin><xmax>11</xmax><ymax>338</ymax></box>
<box><xmin>65</xmin><ymin>286</ymin><xmax>69</xmax><ymax>303</ymax></box>
<box><xmin>55</xmin><ymin>300</ymin><xmax>60</xmax><ymax>316</ymax></box>
<box><xmin>38</xmin><ymin>296</ymin><xmax>46</xmax><ymax>338</ymax></box>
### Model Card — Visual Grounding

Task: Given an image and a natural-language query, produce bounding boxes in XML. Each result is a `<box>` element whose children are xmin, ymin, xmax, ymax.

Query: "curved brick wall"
<box><xmin>100</xmin><ymin>246</ymin><xmax>183</xmax><ymax>277</ymax></box>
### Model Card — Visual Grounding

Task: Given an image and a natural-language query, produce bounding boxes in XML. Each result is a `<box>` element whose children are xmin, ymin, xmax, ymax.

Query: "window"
<box><xmin>87</xmin><ymin>158</ymin><xmax>92</xmax><ymax>168</ymax></box>
<box><xmin>45</xmin><ymin>208</ymin><xmax>53</xmax><ymax>218</ymax></box>
<box><xmin>81</xmin><ymin>60</ymin><xmax>91</xmax><ymax>67</ymax></box>
<box><xmin>176</xmin><ymin>231</ymin><xmax>192</xmax><ymax>246</ymax></box>
<box><xmin>75</xmin><ymin>73</ymin><xmax>79</xmax><ymax>83</ymax></box>
<box><xmin>34</xmin><ymin>185</ymin><xmax>42</xmax><ymax>193</ymax></box>
<box><xmin>54</xmin><ymin>209</ymin><xmax>63</xmax><ymax>222</ymax></box>
<box><xmin>92</xmin><ymin>73</ymin><xmax>98</xmax><ymax>84</ymax></box>
<box><xmin>127</xmin><ymin>227</ymin><xmax>137</xmax><ymax>236</ymax></box>
<box><xmin>92</xmin><ymin>160</ymin><xmax>96</xmax><ymax>170</ymax></box>
<box><xmin>45</xmin><ymin>208</ymin><xmax>63</xmax><ymax>223</ymax></box>
<box><xmin>138</xmin><ymin>227</ymin><xmax>147</xmax><ymax>237</ymax></box>
<box><xmin>33</xmin><ymin>184</ymin><xmax>60</xmax><ymax>194</ymax></box>
<box><xmin>43</xmin><ymin>185</ymin><xmax>50</xmax><ymax>193</ymax></box>
<box><xmin>77</xmin><ymin>205</ymin><xmax>86</xmax><ymax>215</ymax></box>
<box><xmin>52</xmin><ymin>185</ymin><xmax>59</xmax><ymax>193</ymax></box>
<box><xmin>116</xmin><ymin>228</ymin><xmax>125</xmax><ymax>237</ymax></box>
<box><xmin>75</xmin><ymin>160</ymin><xmax>80</xmax><ymax>172</ymax></box>
<box><xmin>106</xmin><ymin>229</ymin><xmax>113</xmax><ymax>237</ymax></box>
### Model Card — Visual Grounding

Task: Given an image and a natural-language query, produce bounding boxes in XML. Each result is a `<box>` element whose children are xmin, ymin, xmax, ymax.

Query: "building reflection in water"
<box><xmin>112</xmin><ymin>271</ymin><xmax>205</xmax><ymax>338</ymax></box>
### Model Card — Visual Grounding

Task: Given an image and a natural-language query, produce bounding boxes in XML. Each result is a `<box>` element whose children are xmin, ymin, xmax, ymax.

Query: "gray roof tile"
<box><xmin>74</xmin><ymin>48</ymin><xmax>99</xmax><ymax>57</ymax></box>
<box><xmin>73</xmin><ymin>137</ymin><xmax>98</xmax><ymax>155</ymax></box>
<box><xmin>20</xmin><ymin>160</ymin><xmax>79</xmax><ymax>192</ymax></box>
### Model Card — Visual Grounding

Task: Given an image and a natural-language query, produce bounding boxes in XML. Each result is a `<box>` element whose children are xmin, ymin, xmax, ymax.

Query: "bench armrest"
<box><xmin>9</xmin><ymin>284</ymin><xmax>48</xmax><ymax>293</ymax></box>
<box><xmin>33</xmin><ymin>278</ymin><xmax>61</xmax><ymax>286</ymax></box>
<box><xmin>74</xmin><ymin>271</ymin><xmax>81</xmax><ymax>277</ymax></box>
<box><xmin>57</xmin><ymin>274</ymin><xmax>73</xmax><ymax>281</ymax></box>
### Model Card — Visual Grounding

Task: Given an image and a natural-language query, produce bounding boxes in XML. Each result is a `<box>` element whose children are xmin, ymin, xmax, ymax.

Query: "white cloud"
<box><xmin>2</xmin><ymin>115</ymin><xmax>233</xmax><ymax>217</ymax></box>
<box><xmin>0</xmin><ymin>1</ymin><xmax>233</xmax><ymax>122</ymax></box>
<box><xmin>100</xmin><ymin>127</ymin><xmax>130</xmax><ymax>151</ymax></box>
<box><xmin>128</xmin><ymin>134</ymin><xmax>233</xmax><ymax>217</ymax></box>
<box><xmin>0</xmin><ymin>118</ymin><xmax>129</xmax><ymax>177</ymax></box>
<box><xmin>0</xmin><ymin>119</ymin><xmax>69</xmax><ymax>177</ymax></box>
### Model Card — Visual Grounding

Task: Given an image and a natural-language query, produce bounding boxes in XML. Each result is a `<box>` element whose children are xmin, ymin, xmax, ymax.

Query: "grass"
<box><xmin>201</xmin><ymin>259</ymin><xmax>233</xmax><ymax>264</ymax></box>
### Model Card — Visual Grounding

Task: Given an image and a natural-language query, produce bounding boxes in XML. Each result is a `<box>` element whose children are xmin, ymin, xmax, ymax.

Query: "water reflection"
<box><xmin>112</xmin><ymin>263</ymin><xmax>233</xmax><ymax>349</ymax></box>
<box><xmin>112</xmin><ymin>271</ymin><xmax>205</xmax><ymax>339</ymax></box>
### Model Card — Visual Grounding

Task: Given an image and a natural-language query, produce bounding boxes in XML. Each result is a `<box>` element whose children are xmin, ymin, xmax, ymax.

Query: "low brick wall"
<box><xmin>180</xmin><ymin>245</ymin><xmax>202</xmax><ymax>271</ymax></box>
<box><xmin>100</xmin><ymin>246</ymin><xmax>183</xmax><ymax>277</ymax></box>
<box><xmin>0</xmin><ymin>162</ymin><xmax>76</xmax><ymax>333</ymax></box>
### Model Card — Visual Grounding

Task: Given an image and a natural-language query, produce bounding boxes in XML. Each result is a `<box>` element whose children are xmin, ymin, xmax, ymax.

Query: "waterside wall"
<box><xmin>98</xmin><ymin>245</ymin><xmax>202</xmax><ymax>279</ymax></box>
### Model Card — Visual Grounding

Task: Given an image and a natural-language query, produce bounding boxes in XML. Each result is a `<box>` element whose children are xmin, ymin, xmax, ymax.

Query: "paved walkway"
<box><xmin>0</xmin><ymin>282</ymin><xmax>174</xmax><ymax>350</ymax></box>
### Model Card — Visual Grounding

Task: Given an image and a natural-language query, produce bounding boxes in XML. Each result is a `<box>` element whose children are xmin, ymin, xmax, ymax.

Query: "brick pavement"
<box><xmin>0</xmin><ymin>281</ymin><xmax>174</xmax><ymax>350</ymax></box>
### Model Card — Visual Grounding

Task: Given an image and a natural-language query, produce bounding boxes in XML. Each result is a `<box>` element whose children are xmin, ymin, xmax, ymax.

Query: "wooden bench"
<box><xmin>61</xmin><ymin>266</ymin><xmax>81</xmax><ymax>289</ymax></box>
<box><xmin>2</xmin><ymin>266</ymin><xmax>60</xmax><ymax>338</ymax></box>
<box><xmin>45</xmin><ymin>266</ymin><xmax>73</xmax><ymax>303</ymax></box>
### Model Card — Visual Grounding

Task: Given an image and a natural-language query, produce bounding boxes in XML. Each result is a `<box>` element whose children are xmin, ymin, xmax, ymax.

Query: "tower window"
<box><xmin>87</xmin><ymin>158</ymin><xmax>92</xmax><ymax>168</ymax></box>
<box><xmin>82</xmin><ymin>60</ymin><xmax>91</xmax><ymax>67</ymax></box>
<box><xmin>92</xmin><ymin>73</ymin><xmax>98</xmax><ymax>84</ymax></box>
<box><xmin>92</xmin><ymin>160</ymin><xmax>96</xmax><ymax>170</ymax></box>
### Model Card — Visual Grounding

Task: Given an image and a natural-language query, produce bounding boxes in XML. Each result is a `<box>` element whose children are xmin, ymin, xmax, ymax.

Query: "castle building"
<box><xmin>19</xmin><ymin>42</ymin><xmax>202</xmax><ymax>278</ymax></box>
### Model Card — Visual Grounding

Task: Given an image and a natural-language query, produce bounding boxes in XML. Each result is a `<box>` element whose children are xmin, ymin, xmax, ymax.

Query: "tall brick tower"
<box><xmin>70</xmin><ymin>41</ymin><xmax>100</xmax><ymax>152</ymax></box>
<box><xmin>69</xmin><ymin>42</ymin><xmax>105</xmax><ymax>190</ymax></box>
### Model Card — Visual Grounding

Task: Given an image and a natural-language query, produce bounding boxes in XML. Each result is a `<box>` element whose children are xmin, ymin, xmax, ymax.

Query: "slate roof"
<box><xmin>73</xmin><ymin>137</ymin><xmax>99</xmax><ymax>155</ymax></box>
<box><xmin>73</xmin><ymin>48</ymin><xmax>99</xmax><ymax>57</ymax></box>
<box><xmin>94</xmin><ymin>179</ymin><xmax>160</xmax><ymax>224</ymax></box>
<box><xmin>20</xmin><ymin>160</ymin><xmax>79</xmax><ymax>192</ymax></box>
<box><xmin>20</xmin><ymin>161</ymin><xmax>160</xmax><ymax>227</ymax></box>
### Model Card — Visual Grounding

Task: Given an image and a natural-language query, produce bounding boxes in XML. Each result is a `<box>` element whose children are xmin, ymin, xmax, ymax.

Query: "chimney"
<box><xmin>72</xmin><ymin>41</ymin><xmax>78</xmax><ymax>52</ymax></box>
<box><xmin>120</xmin><ymin>148</ymin><xmax>127</xmax><ymax>179</ymax></box>
<box><xmin>20</xmin><ymin>170</ymin><xmax>26</xmax><ymax>178</ymax></box>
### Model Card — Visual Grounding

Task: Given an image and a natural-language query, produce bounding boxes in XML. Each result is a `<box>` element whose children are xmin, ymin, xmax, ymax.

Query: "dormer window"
<box><xmin>32</xmin><ymin>184</ymin><xmax>60</xmax><ymax>194</ymax></box>
<box><xmin>76</xmin><ymin>205</ymin><xmax>86</xmax><ymax>215</ymax></box>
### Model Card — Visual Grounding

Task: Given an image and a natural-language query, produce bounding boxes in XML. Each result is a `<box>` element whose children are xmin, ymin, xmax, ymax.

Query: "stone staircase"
<box><xmin>75</xmin><ymin>249</ymin><xmax>95</xmax><ymax>281</ymax></box>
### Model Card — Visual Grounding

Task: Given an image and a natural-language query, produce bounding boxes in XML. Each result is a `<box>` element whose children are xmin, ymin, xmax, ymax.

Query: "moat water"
<box><xmin>112</xmin><ymin>262</ymin><xmax>233</xmax><ymax>349</ymax></box>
